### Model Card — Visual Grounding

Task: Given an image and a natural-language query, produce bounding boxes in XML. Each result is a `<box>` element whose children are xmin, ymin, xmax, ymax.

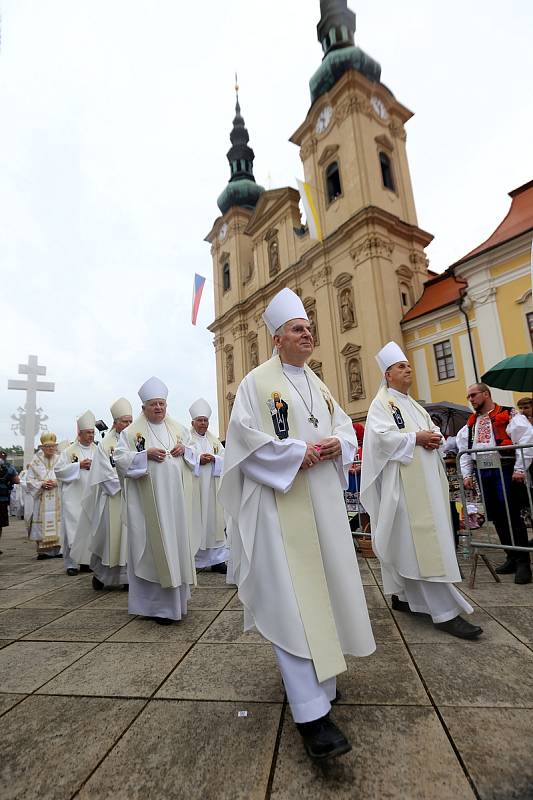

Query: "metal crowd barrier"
<box><xmin>455</xmin><ymin>443</ymin><xmax>533</xmax><ymax>587</ymax></box>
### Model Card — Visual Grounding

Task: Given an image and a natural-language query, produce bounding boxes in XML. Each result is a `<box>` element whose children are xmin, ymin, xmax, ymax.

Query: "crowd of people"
<box><xmin>0</xmin><ymin>286</ymin><xmax>532</xmax><ymax>763</ymax></box>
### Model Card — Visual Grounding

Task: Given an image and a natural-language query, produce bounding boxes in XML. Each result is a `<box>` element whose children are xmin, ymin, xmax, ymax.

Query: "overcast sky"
<box><xmin>1</xmin><ymin>0</ymin><xmax>532</xmax><ymax>445</ymax></box>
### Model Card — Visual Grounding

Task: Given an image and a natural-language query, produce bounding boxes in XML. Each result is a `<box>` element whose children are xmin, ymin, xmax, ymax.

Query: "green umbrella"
<box><xmin>481</xmin><ymin>353</ymin><xmax>533</xmax><ymax>392</ymax></box>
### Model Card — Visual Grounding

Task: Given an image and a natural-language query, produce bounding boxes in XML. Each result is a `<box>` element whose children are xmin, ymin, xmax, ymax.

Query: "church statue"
<box><xmin>269</xmin><ymin>240</ymin><xmax>280</xmax><ymax>276</ymax></box>
<box><xmin>348</xmin><ymin>358</ymin><xmax>363</xmax><ymax>399</ymax></box>
<box><xmin>340</xmin><ymin>288</ymin><xmax>356</xmax><ymax>328</ymax></box>
<box><xmin>250</xmin><ymin>340</ymin><xmax>259</xmax><ymax>369</ymax></box>
<box><xmin>308</xmin><ymin>308</ymin><xmax>319</xmax><ymax>344</ymax></box>
<box><xmin>226</xmin><ymin>350</ymin><xmax>234</xmax><ymax>384</ymax></box>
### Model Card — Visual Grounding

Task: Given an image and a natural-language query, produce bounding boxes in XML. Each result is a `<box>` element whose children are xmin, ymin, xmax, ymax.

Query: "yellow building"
<box><xmin>206</xmin><ymin>0</ymin><xmax>433</xmax><ymax>436</ymax></box>
<box><xmin>402</xmin><ymin>179</ymin><xmax>533</xmax><ymax>407</ymax></box>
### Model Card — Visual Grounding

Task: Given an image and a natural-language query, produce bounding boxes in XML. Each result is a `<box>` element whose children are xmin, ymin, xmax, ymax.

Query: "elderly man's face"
<box><xmin>385</xmin><ymin>361</ymin><xmax>413</xmax><ymax>393</ymax></box>
<box><xmin>41</xmin><ymin>443</ymin><xmax>57</xmax><ymax>458</ymax></box>
<box><xmin>78</xmin><ymin>429</ymin><xmax>94</xmax><ymax>446</ymax></box>
<box><xmin>114</xmin><ymin>415</ymin><xmax>133</xmax><ymax>433</ymax></box>
<box><xmin>192</xmin><ymin>416</ymin><xmax>209</xmax><ymax>436</ymax></box>
<box><xmin>274</xmin><ymin>318</ymin><xmax>314</xmax><ymax>366</ymax></box>
<box><xmin>143</xmin><ymin>399</ymin><xmax>167</xmax><ymax>423</ymax></box>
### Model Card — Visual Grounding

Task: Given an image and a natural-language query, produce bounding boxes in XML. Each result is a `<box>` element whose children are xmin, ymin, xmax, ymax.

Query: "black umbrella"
<box><xmin>422</xmin><ymin>401</ymin><xmax>471</xmax><ymax>436</ymax></box>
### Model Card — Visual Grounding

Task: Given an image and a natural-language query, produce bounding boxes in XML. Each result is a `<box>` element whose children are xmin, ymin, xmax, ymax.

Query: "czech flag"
<box><xmin>191</xmin><ymin>273</ymin><xmax>206</xmax><ymax>325</ymax></box>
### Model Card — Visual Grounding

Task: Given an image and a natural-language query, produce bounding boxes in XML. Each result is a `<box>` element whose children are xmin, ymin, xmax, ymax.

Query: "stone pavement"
<box><xmin>1</xmin><ymin>519</ymin><xmax>533</xmax><ymax>800</ymax></box>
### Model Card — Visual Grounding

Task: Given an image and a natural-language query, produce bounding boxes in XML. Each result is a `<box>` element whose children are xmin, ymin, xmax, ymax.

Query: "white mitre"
<box><xmin>189</xmin><ymin>398</ymin><xmax>212</xmax><ymax>419</ymax></box>
<box><xmin>138</xmin><ymin>376</ymin><xmax>168</xmax><ymax>403</ymax></box>
<box><xmin>262</xmin><ymin>287</ymin><xmax>308</xmax><ymax>335</ymax></box>
<box><xmin>77</xmin><ymin>409</ymin><xmax>96</xmax><ymax>431</ymax></box>
<box><xmin>110</xmin><ymin>397</ymin><xmax>132</xmax><ymax>420</ymax></box>
<box><xmin>375</xmin><ymin>341</ymin><xmax>408</xmax><ymax>373</ymax></box>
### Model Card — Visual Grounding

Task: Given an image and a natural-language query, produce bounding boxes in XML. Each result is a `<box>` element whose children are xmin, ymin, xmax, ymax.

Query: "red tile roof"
<box><xmin>402</xmin><ymin>271</ymin><xmax>467</xmax><ymax>322</ymax></box>
<box><xmin>453</xmin><ymin>179</ymin><xmax>533</xmax><ymax>267</ymax></box>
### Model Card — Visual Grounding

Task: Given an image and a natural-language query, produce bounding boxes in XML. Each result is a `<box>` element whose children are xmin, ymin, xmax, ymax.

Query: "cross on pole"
<box><xmin>8</xmin><ymin>355</ymin><xmax>55</xmax><ymax>466</ymax></box>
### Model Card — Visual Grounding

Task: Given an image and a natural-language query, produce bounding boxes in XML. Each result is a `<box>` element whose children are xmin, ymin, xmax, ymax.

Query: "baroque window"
<box><xmin>325</xmin><ymin>161</ymin><xmax>342</xmax><ymax>203</ymax></box>
<box><xmin>434</xmin><ymin>340</ymin><xmax>455</xmax><ymax>381</ymax></box>
<box><xmin>379</xmin><ymin>152</ymin><xmax>395</xmax><ymax>192</ymax></box>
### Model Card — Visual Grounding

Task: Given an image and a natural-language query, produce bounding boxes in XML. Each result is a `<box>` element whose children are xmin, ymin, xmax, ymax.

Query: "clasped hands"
<box><xmin>300</xmin><ymin>437</ymin><xmax>341</xmax><ymax>471</ymax></box>
<box><xmin>42</xmin><ymin>479</ymin><xmax>57</xmax><ymax>490</ymax></box>
<box><xmin>415</xmin><ymin>431</ymin><xmax>442</xmax><ymax>451</ymax></box>
<box><xmin>80</xmin><ymin>458</ymin><xmax>92</xmax><ymax>470</ymax></box>
<box><xmin>199</xmin><ymin>453</ymin><xmax>215</xmax><ymax>466</ymax></box>
<box><xmin>147</xmin><ymin>445</ymin><xmax>185</xmax><ymax>463</ymax></box>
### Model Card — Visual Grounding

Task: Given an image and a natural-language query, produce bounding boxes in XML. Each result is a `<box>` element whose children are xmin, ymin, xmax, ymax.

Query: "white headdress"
<box><xmin>375</xmin><ymin>341</ymin><xmax>408</xmax><ymax>374</ymax></box>
<box><xmin>262</xmin><ymin>287</ymin><xmax>308</xmax><ymax>336</ymax></box>
<box><xmin>138</xmin><ymin>377</ymin><xmax>168</xmax><ymax>403</ymax></box>
<box><xmin>110</xmin><ymin>397</ymin><xmax>132</xmax><ymax>420</ymax></box>
<box><xmin>189</xmin><ymin>398</ymin><xmax>212</xmax><ymax>419</ymax></box>
<box><xmin>77</xmin><ymin>410</ymin><xmax>96</xmax><ymax>431</ymax></box>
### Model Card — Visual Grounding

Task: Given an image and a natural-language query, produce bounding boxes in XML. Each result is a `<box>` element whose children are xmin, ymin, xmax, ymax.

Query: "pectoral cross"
<box><xmin>308</xmin><ymin>414</ymin><xmax>319</xmax><ymax>428</ymax></box>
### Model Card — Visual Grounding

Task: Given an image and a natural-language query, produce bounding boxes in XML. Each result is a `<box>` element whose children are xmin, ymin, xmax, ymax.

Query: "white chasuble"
<box><xmin>71</xmin><ymin>429</ymin><xmax>127</xmax><ymax>579</ymax></box>
<box><xmin>218</xmin><ymin>356</ymin><xmax>375</xmax><ymax>682</ymax></box>
<box><xmin>190</xmin><ymin>430</ymin><xmax>226</xmax><ymax>551</ymax></box>
<box><xmin>361</xmin><ymin>387</ymin><xmax>462</xmax><ymax>597</ymax></box>
<box><xmin>27</xmin><ymin>451</ymin><xmax>61</xmax><ymax>550</ymax></box>
<box><xmin>55</xmin><ymin>441</ymin><xmax>97</xmax><ymax>564</ymax></box>
<box><xmin>114</xmin><ymin>414</ymin><xmax>197</xmax><ymax>591</ymax></box>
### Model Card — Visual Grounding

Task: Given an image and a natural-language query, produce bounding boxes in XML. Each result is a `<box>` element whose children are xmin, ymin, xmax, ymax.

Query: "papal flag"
<box><xmin>191</xmin><ymin>273</ymin><xmax>206</xmax><ymax>326</ymax></box>
<box><xmin>296</xmin><ymin>178</ymin><xmax>323</xmax><ymax>242</ymax></box>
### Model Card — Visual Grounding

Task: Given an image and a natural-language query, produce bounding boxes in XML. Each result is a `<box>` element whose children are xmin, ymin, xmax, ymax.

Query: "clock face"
<box><xmin>315</xmin><ymin>105</ymin><xmax>333</xmax><ymax>135</ymax></box>
<box><xmin>370</xmin><ymin>95</ymin><xmax>388</xmax><ymax>120</ymax></box>
<box><xmin>218</xmin><ymin>223</ymin><xmax>228</xmax><ymax>242</ymax></box>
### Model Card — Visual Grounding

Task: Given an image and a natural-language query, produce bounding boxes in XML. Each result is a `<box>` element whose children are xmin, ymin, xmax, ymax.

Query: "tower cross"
<box><xmin>8</xmin><ymin>355</ymin><xmax>55</xmax><ymax>466</ymax></box>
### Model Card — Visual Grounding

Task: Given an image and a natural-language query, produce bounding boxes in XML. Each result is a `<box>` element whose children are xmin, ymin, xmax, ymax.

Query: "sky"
<box><xmin>1</xmin><ymin>0</ymin><xmax>532</xmax><ymax>445</ymax></box>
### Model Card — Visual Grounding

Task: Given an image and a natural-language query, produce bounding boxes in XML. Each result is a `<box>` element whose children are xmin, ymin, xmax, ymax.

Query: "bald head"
<box><xmin>466</xmin><ymin>383</ymin><xmax>493</xmax><ymax>413</ymax></box>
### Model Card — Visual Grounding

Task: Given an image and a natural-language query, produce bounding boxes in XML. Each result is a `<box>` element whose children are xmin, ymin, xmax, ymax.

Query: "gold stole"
<box><xmin>127</xmin><ymin>415</ymin><xmax>195</xmax><ymax>588</ymax></box>
<box><xmin>33</xmin><ymin>453</ymin><xmax>61</xmax><ymax>547</ymax></box>
<box><xmin>378</xmin><ymin>387</ymin><xmax>446</xmax><ymax>577</ymax></box>
<box><xmin>253</xmin><ymin>356</ymin><xmax>346</xmax><ymax>683</ymax></box>
<box><xmin>101</xmin><ymin>431</ymin><xmax>123</xmax><ymax>567</ymax></box>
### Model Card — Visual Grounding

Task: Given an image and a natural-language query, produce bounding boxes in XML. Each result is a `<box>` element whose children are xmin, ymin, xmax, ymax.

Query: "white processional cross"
<box><xmin>8</xmin><ymin>355</ymin><xmax>55</xmax><ymax>466</ymax></box>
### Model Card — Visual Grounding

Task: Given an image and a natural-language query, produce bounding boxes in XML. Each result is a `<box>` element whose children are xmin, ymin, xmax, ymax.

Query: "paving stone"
<box><xmin>188</xmin><ymin>587</ymin><xmax>236</xmax><ymax>610</ymax></box>
<box><xmin>37</xmin><ymin>642</ymin><xmax>190</xmax><ymax>697</ymax></box>
<box><xmin>0</xmin><ymin>641</ymin><xmax>95</xmax><ymax>692</ymax></box>
<box><xmin>337</xmin><ymin>644</ymin><xmax>430</xmax><ymax>706</ymax></box>
<box><xmin>196</xmin><ymin>570</ymin><xmax>234</xmax><ymax>587</ymax></box>
<box><xmin>0</xmin><ymin>695</ymin><xmax>144</xmax><ymax>800</ymax></box>
<box><xmin>270</xmin><ymin>705</ymin><xmax>475</xmax><ymax>800</ymax></box>
<box><xmin>363</xmin><ymin>585</ymin><xmax>387</xmax><ymax>608</ymax></box>
<box><xmin>199</xmin><ymin>610</ymin><xmax>268</xmax><ymax>644</ymax></box>
<box><xmin>460</xmin><ymin>583</ymin><xmax>533</xmax><ymax>607</ymax></box>
<box><xmin>0</xmin><ymin>639</ymin><xmax>13</xmax><ymax>649</ymax></box>
<box><xmin>392</xmin><ymin>608</ymin><xmax>516</xmax><ymax>645</ymax></box>
<box><xmin>108</xmin><ymin>610</ymin><xmax>218</xmax><ymax>642</ymax></box>
<box><xmin>79</xmin><ymin>700</ymin><xmax>280</xmax><ymax>799</ymax></box>
<box><xmin>85</xmin><ymin>589</ymin><xmax>130</xmax><ymax>609</ymax></box>
<box><xmin>156</xmin><ymin>642</ymin><xmax>284</xmax><ymax>701</ymax></box>
<box><xmin>22</xmin><ymin>608</ymin><xmax>132</xmax><ymax>641</ymax></box>
<box><xmin>0</xmin><ymin>574</ymin><xmax>30</xmax><ymax>589</ymax></box>
<box><xmin>0</xmin><ymin>694</ymin><xmax>25</xmax><ymax>717</ymax></box>
<box><xmin>18</xmin><ymin>583</ymin><xmax>104</xmax><ymax>609</ymax></box>
<box><xmin>0</xmin><ymin>608</ymin><xmax>67</xmax><ymax>639</ymax></box>
<box><xmin>441</xmin><ymin>707</ymin><xmax>533</xmax><ymax>800</ymax></box>
<box><xmin>410</xmin><ymin>642</ymin><xmax>533</xmax><ymax>707</ymax></box>
<box><xmin>487</xmin><ymin>606</ymin><xmax>533</xmax><ymax>643</ymax></box>
<box><xmin>226</xmin><ymin>592</ymin><xmax>243</xmax><ymax>610</ymax></box>
<box><xmin>0</xmin><ymin>584</ymin><xmax>59</xmax><ymax>609</ymax></box>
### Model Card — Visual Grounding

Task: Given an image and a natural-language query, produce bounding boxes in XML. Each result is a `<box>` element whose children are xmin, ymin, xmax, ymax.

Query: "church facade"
<box><xmin>205</xmin><ymin>1</ymin><xmax>433</xmax><ymax>436</ymax></box>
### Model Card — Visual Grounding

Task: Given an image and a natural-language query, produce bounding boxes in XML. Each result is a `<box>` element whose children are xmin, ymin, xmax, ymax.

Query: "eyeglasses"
<box><xmin>466</xmin><ymin>391</ymin><xmax>482</xmax><ymax>400</ymax></box>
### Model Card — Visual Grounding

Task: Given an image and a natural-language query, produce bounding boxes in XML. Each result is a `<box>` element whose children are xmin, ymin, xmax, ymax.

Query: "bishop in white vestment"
<box><xmin>114</xmin><ymin>377</ymin><xmax>198</xmax><ymax>624</ymax></box>
<box><xmin>72</xmin><ymin>398</ymin><xmax>133</xmax><ymax>590</ymax></box>
<box><xmin>361</xmin><ymin>342</ymin><xmax>482</xmax><ymax>639</ymax></box>
<box><xmin>189</xmin><ymin>398</ymin><xmax>229</xmax><ymax>572</ymax></box>
<box><xmin>219</xmin><ymin>288</ymin><xmax>375</xmax><ymax>761</ymax></box>
<box><xmin>27</xmin><ymin>433</ymin><xmax>62</xmax><ymax>559</ymax></box>
<box><xmin>55</xmin><ymin>411</ymin><xmax>97</xmax><ymax>575</ymax></box>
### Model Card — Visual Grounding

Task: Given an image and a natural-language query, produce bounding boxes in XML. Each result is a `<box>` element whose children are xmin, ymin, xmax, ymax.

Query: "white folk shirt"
<box><xmin>456</xmin><ymin>410</ymin><xmax>533</xmax><ymax>477</ymax></box>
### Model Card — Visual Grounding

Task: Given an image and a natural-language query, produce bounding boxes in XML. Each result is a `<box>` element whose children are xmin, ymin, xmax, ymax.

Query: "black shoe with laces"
<box><xmin>434</xmin><ymin>615</ymin><xmax>483</xmax><ymax>639</ymax></box>
<box><xmin>66</xmin><ymin>568</ymin><xmax>79</xmax><ymax>576</ymax></box>
<box><xmin>296</xmin><ymin>714</ymin><xmax>352</xmax><ymax>760</ymax></box>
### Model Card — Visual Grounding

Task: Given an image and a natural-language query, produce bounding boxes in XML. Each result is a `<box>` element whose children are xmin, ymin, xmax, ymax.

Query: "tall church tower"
<box><xmin>206</xmin><ymin>1</ymin><xmax>432</xmax><ymax>436</ymax></box>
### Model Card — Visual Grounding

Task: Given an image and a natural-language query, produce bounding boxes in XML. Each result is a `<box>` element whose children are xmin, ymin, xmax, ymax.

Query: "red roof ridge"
<box><xmin>402</xmin><ymin>270</ymin><xmax>466</xmax><ymax>323</ymax></box>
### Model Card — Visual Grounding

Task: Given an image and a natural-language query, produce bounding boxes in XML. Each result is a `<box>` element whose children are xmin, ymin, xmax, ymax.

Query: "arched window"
<box><xmin>222</xmin><ymin>262</ymin><xmax>231</xmax><ymax>292</ymax></box>
<box><xmin>326</xmin><ymin>161</ymin><xmax>342</xmax><ymax>203</ymax></box>
<box><xmin>379</xmin><ymin>152</ymin><xmax>395</xmax><ymax>191</ymax></box>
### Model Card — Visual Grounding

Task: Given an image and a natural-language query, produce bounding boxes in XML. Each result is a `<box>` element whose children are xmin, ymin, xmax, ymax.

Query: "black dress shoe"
<box><xmin>79</xmin><ymin>564</ymin><xmax>92</xmax><ymax>573</ymax></box>
<box><xmin>391</xmin><ymin>594</ymin><xmax>412</xmax><ymax>613</ymax></box>
<box><xmin>55</xmin><ymin>553</ymin><xmax>63</xmax><ymax>558</ymax></box>
<box><xmin>495</xmin><ymin>559</ymin><xmax>517</xmax><ymax>575</ymax></box>
<box><xmin>515</xmin><ymin>561</ymin><xmax>532</xmax><ymax>585</ymax></box>
<box><xmin>152</xmin><ymin>617</ymin><xmax>174</xmax><ymax>625</ymax></box>
<box><xmin>434</xmin><ymin>616</ymin><xmax>483</xmax><ymax>639</ymax></box>
<box><xmin>296</xmin><ymin>714</ymin><xmax>352</xmax><ymax>760</ymax></box>
<box><xmin>211</xmin><ymin>562</ymin><xmax>228</xmax><ymax>574</ymax></box>
<box><xmin>37</xmin><ymin>553</ymin><xmax>50</xmax><ymax>560</ymax></box>
<box><xmin>92</xmin><ymin>575</ymin><xmax>105</xmax><ymax>591</ymax></box>
<box><xmin>66</xmin><ymin>568</ymin><xmax>79</xmax><ymax>576</ymax></box>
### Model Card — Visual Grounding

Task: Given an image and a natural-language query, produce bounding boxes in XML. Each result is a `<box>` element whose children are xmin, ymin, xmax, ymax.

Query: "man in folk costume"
<box><xmin>55</xmin><ymin>410</ymin><xmax>97</xmax><ymax>576</ymax></box>
<box><xmin>456</xmin><ymin>383</ymin><xmax>533</xmax><ymax>584</ymax></box>
<box><xmin>27</xmin><ymin>433</ymin><xmax>62</xmax><ymax>559</ymax></box>
<box><xmin>72</xmin><ymin>398</ymin><xmax>133</xmax><ymax>591</ymax></box>
<box><xmin>218</xmin><ymin>288</ymin><xmax>375</xmax><ymax>761</ymax></box>
<box><xmin>189</xmin><ymin>398</ymin><xmax>229</xmax><ymax>574</ymax></box>
<box><xmin>361</xmin><ymin>342</ymin><xmax>482</xmax><ymax>640</ymax></box>
<box><xmin>114</xmin><ymin>377</ymin><xmax>198</xmax><ymax>625</ymax></box>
